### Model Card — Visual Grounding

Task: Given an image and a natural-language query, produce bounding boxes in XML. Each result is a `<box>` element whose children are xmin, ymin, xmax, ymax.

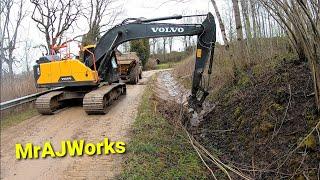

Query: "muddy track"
<box><xmin>0</xmin><ymin>70</ymin><xmax>160</xmax><ymax>180</ymax></box>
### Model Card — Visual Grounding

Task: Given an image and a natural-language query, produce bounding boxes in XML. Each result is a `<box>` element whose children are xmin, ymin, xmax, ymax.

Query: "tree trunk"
<box><xmin>152</xmin><ymin>38</ymin><xmax>156</xmax><ymax>54</ymax></box>
<box><xmin>0</xmin><ymin>62</ymin><xmax>2</xmax><ymax>78</ymax></box>
<box><xmin>7</xmin><ymin>60</ymin><xmax>14</xmax><ymax>81</ymax></box>
<box><xmin>211</xmin><ymin>0</ymin><xmax>229</xmax><ymax>49</ymax></box>
<box><xmin>232</xmin><ymin>0</ymin><xmax>243</xmax><ymax>41</ymax></box>
<box><xmin>250</xmin><ymin>0</ymin><xmax>258</xmax><ymax>38</ymax></box>
<box><xmin>232</xmin><ymin>0</ymin><xmax>246</xmax><ymax>68</ymax></box>
<box><xmin>163</xmin><ymin>38</ymin><xmax>167</xmax><ymax>61</ymax></box>
<box><xmin>315</xmin><ymin>66</ymin><xmax>320</xmax><ymax>110</ymax></box>
<box><xmin>184</xmin><ymin>36</ymin><xmax>188</xmax><ymax>51</ymax></box>
<box><xmin>168</xmin><ymin>37</ymin><xmax>173</xmax><ymax>53</ymax></box>
<box><xmin>241</xmin><ymin>0</ymin><xmax>252</xmax><ymax>40</ymax></box>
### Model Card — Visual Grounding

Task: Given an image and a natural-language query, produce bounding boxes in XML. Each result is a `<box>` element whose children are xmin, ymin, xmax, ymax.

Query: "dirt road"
<box><xmin>0</xmin><ymin>70</ymin><xmax>159</xmax><ymax>180</ymax></box>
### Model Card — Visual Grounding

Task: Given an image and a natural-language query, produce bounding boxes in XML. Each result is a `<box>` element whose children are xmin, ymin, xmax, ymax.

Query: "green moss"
<box><xmin>238</xmin><ymin>116</ymin><xmax>247</xmax><ymax>128</ymax></box>
<box><xmin>261</xmin><ymin>107</ymin><xmax>269</xmax><ymax>118</ymax></box>
<box><xmin>259</xmin><ymin>121</ymin><xmax>274</xmax><ymax>134</ymax></box>
<box><xmin>208</xmin><ymin>82</ymin><xmax>238</xmax><ymax>103</ymax></box>
<box><xmin>234</xmin><ymin>107</ymin><xmax>242</xmax><ymax>119</ymax></box>
<box><xmin>308</xmin><ymin>169</ymin><xmax>318</xmax><ymax>179</ymax></box>
<box><xmin>238</xmin><ymin>131</ymin><xmax>247</xmax><ymax>143</ymax></box>
<box><xmin>305</xmin><ymin>113</ymin><xmax>314</xmax><ymax>122</ymax></box>
<box><xmin>252</xmin><ymin>64</ymin><xmax>264</xmax><ymax>77</ymax></box>
<box><xmin>298</xmin><ymin>134</ymin><xmax>317</xmax><ymax>150</ymax></box>
<box><xmin>270</xmin><ymin>76</ymin><xmax>281</xmax><ymax>83</ymax></box>
<box><xmin>274</xmin><ymin>87</ymin><xmax>289</xmax><ymax>104</ymax></box>
<box><xmin>237</xmin><ymin>73</ymin><xmax>252</xmax><ymax>89</ymax></box>
<box><xmin>271</xmin><ymin>103</ymin><xmax>284</xmax><ymax>111</ymax></box>
<box><xmin>295</xmin><ymin>175</ymin><xmax>306</xmax><ymax>180</ymax></box>
<box><xmin>305</xmin><ymin>108</ymin><xmax>317</xmax><ymax>128</ymax></box>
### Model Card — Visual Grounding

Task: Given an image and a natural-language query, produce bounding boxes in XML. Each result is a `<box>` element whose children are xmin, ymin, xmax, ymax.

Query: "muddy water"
<box><xmin>155</xmin><ymin>71</ymin><xmax>190</xmax><ymax>104</ymax></box>
<box><xmin>155</xmin><ymin>71</ymin><xmax>215</xmax><ymax>128</ymax></box>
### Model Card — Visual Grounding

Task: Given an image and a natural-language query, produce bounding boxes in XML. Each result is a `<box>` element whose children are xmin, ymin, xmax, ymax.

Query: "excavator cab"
<box><xmin>82</xmin><ymin>45</ymin><xmax>96</xmax><ymax>67</ymax></box>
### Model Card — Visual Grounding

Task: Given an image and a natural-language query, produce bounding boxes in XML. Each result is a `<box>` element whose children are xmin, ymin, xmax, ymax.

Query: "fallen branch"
<box><xmin>185</xmin><ymin>129</ymin><xmax>218</xmax><ymax>179</ymax></box>
<box><xmin>272</xmin><ymin>84</ymin><xmax>292</xmax><ymax>139</ymax></box>
<box><xmin>268</xmin><ymin>120</ymin><xmax>320</xmax><ymax>171</ymax></box>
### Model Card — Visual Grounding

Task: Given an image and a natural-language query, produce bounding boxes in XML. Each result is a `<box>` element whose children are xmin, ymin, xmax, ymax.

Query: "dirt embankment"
<box><xmin>0</xmin><ymin>70</ymin><xmax>159</xmax><ymax>180</ymax></box>
<box><xmin>154</xmin><ymin>59</ymin><xmax>320</xmax><ymax>179</ymax></box>
<box><xmin>200</xmin><ymin>59</ymin><xmax>320</xmax><ymax>179</ymax></box>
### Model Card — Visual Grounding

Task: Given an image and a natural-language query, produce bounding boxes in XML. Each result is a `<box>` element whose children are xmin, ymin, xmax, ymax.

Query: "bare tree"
<box><xmin>232</xmin><ymin>0</ymin><xmax>244</xmax><ymax>41</ymax></box>
<box><xmin>250</xmin><ymin>0</ymin><xmax>258</xmax><ymax>38</ymax></box>
<box><xmin>162</xmin><ymin>37</ymin><xmax>167</xmax><ymax>61</ymax></box>
<box><xmin>258</xmin><ymin>0</ymin><xmax>320</xmax><ymax>109</ymax></box>
<box><xmin>150</xmin><ymin>38</ymin><xmax>158</xmax><ymax>55</ymax></box>
<box><xmin>211</xmin><ymin>0</ymin><xmax>229</xmax><ymax>49</ymax></box>
<box><xmin>240</xmin><ymin>0</ymin><xmax>252</xmax><ymax>40</ymax></box>
<box><xmin>82</xmin><ymin>0</ymin><xmax>123</xmax><ymax>45</ymax></box>
<box><xmin>183</xmin><ymin>36</ymin><xmax>188</xmax><ymax>51</ymax></box>
<box><xmin>24</xmin><ymin>40</ymin><xmax>32</xmax><ymax>72</ymax></box>
<box><xmin>0</xmin><ymin>0</ymin><xmax>9</xmax><ymax>75</ymax></box>
<box><xmin>0</xmin><ymin>0</ymin><xmax>27</xmax><ymax>80</ymax></box>
<box><xmin>31</xmin><ymin>0</ymin><xmax>81</xmax><ymax>53</ymax></box>
<box><xmin>168</xmin><ymin>37</ymin><xmax>173</xmax><ymax>53</ymax></box>
<box><xmin>156</xmin><ymin>40</ymin><xmax>162</xmax><ymax>55</ymax></box>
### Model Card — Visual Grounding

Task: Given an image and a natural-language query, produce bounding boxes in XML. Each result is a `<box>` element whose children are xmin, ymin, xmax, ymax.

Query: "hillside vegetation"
<box><xmin>172</xmin><ymin>36</ymin><xmax>320</xmax><ymax>178</ymax></box>
<box><xmin>202</xmin><ymin>56</ymin><xmax>319</xmax><ymax>178</ymax></box>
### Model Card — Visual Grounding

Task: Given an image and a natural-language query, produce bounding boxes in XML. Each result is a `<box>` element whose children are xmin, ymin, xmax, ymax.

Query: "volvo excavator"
<box><xmin>33</xmin><ymin>13</ymin><xmax>216</xmax><ymax>115</ymax></box>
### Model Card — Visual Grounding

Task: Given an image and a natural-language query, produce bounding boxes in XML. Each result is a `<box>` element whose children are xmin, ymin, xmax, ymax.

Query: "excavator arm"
<box><xmin>91</xmin><ymin>13</ymin><xmax>216</xmax><ymax>111</ymax></box>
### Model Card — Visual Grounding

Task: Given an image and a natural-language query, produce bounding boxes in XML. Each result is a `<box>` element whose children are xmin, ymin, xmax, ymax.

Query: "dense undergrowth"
<box><xmin>119</xmin><ymin>82</ymin><xmax>209</xmax><ymax>179</ymax></box>
<box><xmin>200</xmin><ymin>56</ymin><xmax>319</xmax><ymax>179</ymax></box>
<box><xmin>171</xmin><ymin>37</ymin><xmax>320</xmax><ymax>178</ymax></box>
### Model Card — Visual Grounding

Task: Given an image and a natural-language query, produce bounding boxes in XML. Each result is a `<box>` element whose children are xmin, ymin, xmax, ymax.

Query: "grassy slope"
<box><xmin>156</xmin><ymin>62</ymin><xmax>176</xmax><ymax>70</ymax></box>
<box><xmin>1</xmin><ymin>108</ymin><xmax>38</xmax><ymax>131</ymax></box>
<box><xmin>119</xmin><ymin>82</ymin><xmax>209</xmax><ymax>179</ymax></box>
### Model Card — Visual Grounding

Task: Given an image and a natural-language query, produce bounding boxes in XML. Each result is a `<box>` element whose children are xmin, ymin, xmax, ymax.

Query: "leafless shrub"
<box><xmin>1</xmin><ymin>72</ymin><xmax>39</xmax><ymax>102</ymax></box>
<box><xmin>144</xmin><ymin>58</ymin><xmax>157</xmax><ymax>70</ymax></box>
<box><xmin>175</xmin><ymin>38</ymin><xmax>290</xmax><ymax>93</ymax></box>
<box><xmin>257</xmin><ymin>0</ymin><xmax>320</xmax><ymax>109</ymax></box>
<box><xmin>0</xmin><ymin>0</ymin><xmax>27</xmax><ymax>80</ymax></box>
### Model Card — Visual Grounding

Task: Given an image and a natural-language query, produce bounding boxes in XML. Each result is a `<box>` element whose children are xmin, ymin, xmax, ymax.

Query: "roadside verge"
<box><xmin>119</xmin><ymin>76</ymin><xmax>209</xmax><ymax>179</ymax></box>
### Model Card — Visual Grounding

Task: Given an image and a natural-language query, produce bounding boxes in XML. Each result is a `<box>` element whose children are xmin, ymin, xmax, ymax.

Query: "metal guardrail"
<box><xmin>0</xmin><ymin>87</ymin><xmax>64</xmax><ymax>111</ymax></box>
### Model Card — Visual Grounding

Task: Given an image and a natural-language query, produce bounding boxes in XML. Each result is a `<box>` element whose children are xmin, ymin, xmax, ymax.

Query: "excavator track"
<box><xmin>83</xmin><ymin>83</ymin><xmax>126</xmax><ymax>115</ymax></box>
<box><xmin>35</xmin><ymin>91</ymin><xmax>64</xmax><ymax>115</ymax></box>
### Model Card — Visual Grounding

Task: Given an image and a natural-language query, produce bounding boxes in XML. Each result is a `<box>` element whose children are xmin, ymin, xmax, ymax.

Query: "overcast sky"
<box><xmin>123</xmin><ymin>0</ymin><xmax>226</xmax><ymax>43</ymax></box>
<box><xmin>8</xmin><ymin>0</ymin><xmax>230</xmax><ymax>73</ymax></box>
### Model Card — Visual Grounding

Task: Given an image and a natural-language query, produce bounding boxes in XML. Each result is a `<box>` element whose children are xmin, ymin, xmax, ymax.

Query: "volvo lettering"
<box><xmin>151</xmin><ymin>27</ymin><xmax>185</xmax><ymax>33</ymax></box>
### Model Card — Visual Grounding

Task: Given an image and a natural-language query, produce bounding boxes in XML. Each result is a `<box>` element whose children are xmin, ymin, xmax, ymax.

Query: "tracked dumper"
<box><xmin>34</xmin><ymin>13</ymin><xmax>216</xmax><ymax>115</ymax></box>
<box><xmin>117</xmin><ymin>52</ymin><xmax>142</xmax><ymax>84</ymax></box>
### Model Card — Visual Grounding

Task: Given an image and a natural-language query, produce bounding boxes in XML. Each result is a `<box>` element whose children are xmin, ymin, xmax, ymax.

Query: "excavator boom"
<box><xmin>92</xmin><ymin>13</ymin><xmax>216</xmax><ymax>110</ymax></box>
<box><xmin>34</xmin><ymin>13</ymin><xmax>216</xmax><ymax>114</ymax></box>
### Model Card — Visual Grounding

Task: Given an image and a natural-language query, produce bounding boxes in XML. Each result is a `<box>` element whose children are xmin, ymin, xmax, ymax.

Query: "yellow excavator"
<box><xmin>33</xmin><ymin>13</ymin><xmax>216</xmax><ymax>115</ymax></box>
